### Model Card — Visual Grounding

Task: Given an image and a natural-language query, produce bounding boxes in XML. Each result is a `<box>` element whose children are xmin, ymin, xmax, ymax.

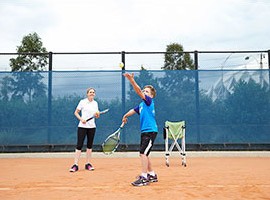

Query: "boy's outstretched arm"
<box><xmin>123</xmin><ymin>73</ymin><xmax>145</xmax><ymax>100</ymax></box>
<box><xmin>122</xmin><ymin>109</ymin><xmax>136</xmax><ymax>124</ymax></box>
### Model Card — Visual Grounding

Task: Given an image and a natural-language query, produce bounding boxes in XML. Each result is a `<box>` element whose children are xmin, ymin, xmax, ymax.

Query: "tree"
<box><xmin>10</xmin><ymin>71</ymin><xmax>47</xmax><ymax>102</ymax></box>
<box><xmin>0</xmin><ymin>32</ymin><xmax>48</xmax><ymax>102</ymax></box>
<box><xmin>0</xmin><ymin>76</ymin><xmax>14</xmax><ymax>101</ymax></box>
<box><xmin>158</xmin><ymin>43</ymin><xmax>197</xmax><ymax>130</ymax></box>
<box><xmin>162</xmin><ymin>43</ymin><xmax>194</xmax><ymax>70</ymax></box>
<box><xmin>160</xmin><ymin>43</ymin><xmax>195</xmax><ymax>95</ymax></box>
<box><xmin>10</xmin><ymin>32</ymin><xmax>48</xmax><ymax>71</ymax></box>
<box><xmin>225</xmin><ymin>79</ymin><xmax>270</xmax><ymax>124</ymax></box>
<box><xmin>223</xmin><ymin>79</ymin><xmax>270</xmax><ymax>142</ymax></box>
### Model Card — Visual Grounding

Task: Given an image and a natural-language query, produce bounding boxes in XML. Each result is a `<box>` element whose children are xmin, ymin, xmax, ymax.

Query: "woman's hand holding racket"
<box><xmin>86</xmin><ymin>108</ymin><xmax>109</xmax><ymax>122</ymax></box>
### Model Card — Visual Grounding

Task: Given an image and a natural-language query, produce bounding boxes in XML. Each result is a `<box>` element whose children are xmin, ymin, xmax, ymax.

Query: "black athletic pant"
<box><xmin>76</xmin><ymin>127</ymin><xmax>96</xmax><ymax>150</ymax></box>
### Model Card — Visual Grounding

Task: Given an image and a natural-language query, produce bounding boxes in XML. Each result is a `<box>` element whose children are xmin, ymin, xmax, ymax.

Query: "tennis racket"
<box><xmin>86</xmin><ymin>108</ymin><xmax>109</xmax><ymax>122</ymax></box>
<box><xmin>102</xmin><ymin>122</ymin><xmax>125</xmax><ymax>155</ymax></box>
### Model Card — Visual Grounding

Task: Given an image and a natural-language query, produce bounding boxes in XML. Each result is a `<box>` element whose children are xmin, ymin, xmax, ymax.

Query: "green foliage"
<box><xmin>160</xmin><ymin>70</ymin><xmax>196</xmax><ymax>95</ymax></box>
<box><xmin>2</xmin><ymin>33</ymin><xmax>48</xmax><ymax>103</ymax></box>
<box><xmin>9</xmin><ymin>32</ymin><xmax>48</xmax><ymax>71</ymax></box>
<box><xmin>12</xmin><ymin>72</ymin><xmax>46</xmax><ymax>102</ymax></box>
<box><xmin>160</xmin><ymin>43</ymin><xmax>196</xmax><ymax>117</ymax></box>
<box><xmin>163</xmin><ymin>43</ymin><xmax>195</xmax><ymax>70</ymax></box>
<box><xmin>200</xmin><ymin>92</ymin><xmax>226</xmax><ymax>125</ymax></box>
<box><xmin>0</xmin><ymin>72</ymin><xmax>47</xmax><ymax>103</ymax></box>
<box><xmin>225</xmin><ymin>79</ymin><xmax>270</xmax><ymax>124</ymax></box>
<box><xmin>0</xmin><ymin>76</ymin><xmax>13</xmax><ymax>101</ymax></box>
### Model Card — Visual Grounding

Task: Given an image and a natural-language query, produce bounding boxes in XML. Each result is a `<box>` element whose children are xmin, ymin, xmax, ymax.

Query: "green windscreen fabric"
<box><xmin>0</xmin><ymin>70</ymin><xmax>269</xmax><ymax>146</ymax></box>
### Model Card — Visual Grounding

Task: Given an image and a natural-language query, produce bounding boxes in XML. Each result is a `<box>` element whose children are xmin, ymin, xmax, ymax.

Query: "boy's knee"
<box><xmin>140</xmin><ymin>153</ymin><xmax>148</xmax><ymax>157</ymax></box>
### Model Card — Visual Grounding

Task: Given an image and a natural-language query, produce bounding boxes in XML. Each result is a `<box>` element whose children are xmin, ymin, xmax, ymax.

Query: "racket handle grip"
<box><xmin>86</xmin><ymin>116</ymin><xmax>93</xmax><ymax>122</ymax></box>
<box><xmin>120</xmin><ymin>122</ymin><xmax>125</xmax><ymax>128</ymax></box>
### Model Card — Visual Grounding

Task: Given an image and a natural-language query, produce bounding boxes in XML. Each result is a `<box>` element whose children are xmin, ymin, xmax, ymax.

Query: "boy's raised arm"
<box><xmin>123</xmin><ymin>73</ymin><xmax>145</xmax><ymax>100</ymax></box>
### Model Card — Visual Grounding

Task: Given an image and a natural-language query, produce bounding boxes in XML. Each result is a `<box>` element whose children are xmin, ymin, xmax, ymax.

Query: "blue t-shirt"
<box><xmin>134</xmin><ymin>95</ymin><xmax>158</xmax><ymax>133</ymax></box>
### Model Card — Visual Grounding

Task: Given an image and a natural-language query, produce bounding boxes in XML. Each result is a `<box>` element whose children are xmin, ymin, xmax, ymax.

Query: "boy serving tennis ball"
<box><xmin>122</xmin><ymin>73</ymin><xmax>158</xmax><ymax>187</ymax></box>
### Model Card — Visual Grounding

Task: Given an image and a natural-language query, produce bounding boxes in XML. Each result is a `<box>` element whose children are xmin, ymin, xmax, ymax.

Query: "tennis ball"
<box><xmin>119</xmin><ymin>62</ymin><xmax>124</xmax><ymax>69</ymax></box>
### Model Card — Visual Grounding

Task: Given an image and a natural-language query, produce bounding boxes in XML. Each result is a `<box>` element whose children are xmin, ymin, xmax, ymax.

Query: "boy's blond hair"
<box><xmin>144</xmin><ymin>85</ymin><xmax>156</xmax><ymax>98</ymax></box>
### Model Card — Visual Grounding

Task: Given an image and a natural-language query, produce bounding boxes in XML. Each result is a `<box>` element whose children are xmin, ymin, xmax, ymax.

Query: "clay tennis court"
<box><xmin>0</xmin><ymin>152</ymin><xmax>269</xmax><ymax>200</ymax></box>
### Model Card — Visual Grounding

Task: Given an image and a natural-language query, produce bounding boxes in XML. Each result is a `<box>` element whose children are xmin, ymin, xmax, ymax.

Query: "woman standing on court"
<box><xmin>70</xmin><ymin>88</ymin><xmax>100</xmax><ymax>172</ymax></box>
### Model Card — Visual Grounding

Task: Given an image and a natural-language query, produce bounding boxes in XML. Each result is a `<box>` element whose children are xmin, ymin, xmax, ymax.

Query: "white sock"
<box><xmin>141</xmin><ymin>173</ymin><xmax>148</xmax><ymax>179</ymax></box>
<box><xmin>148</xmin><ymin>171</ymin><xmax>155</xmax><ymax>176</ymax></box>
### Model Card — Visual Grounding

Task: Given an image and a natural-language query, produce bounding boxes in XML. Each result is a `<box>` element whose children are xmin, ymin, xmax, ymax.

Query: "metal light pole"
<box><xmin>245</xmin><ymin>54</ymin><xmax>264</xmax><ymax>85</ymax></box>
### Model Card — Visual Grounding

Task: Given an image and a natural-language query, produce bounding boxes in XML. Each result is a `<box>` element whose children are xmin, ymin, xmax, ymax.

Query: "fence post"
<box><xmin>268</xmin><ymin>50</ymin><xmax>270</xmax><ymax>69</ymax></box>
<box><xmin>121</xmin><ymin>51</ymin><xmax>127</xmax><ymax>147</ymax></box>
<box><xmin>48</xmin><ymin>52</ymin><xmax>53</xmax><ymax>144</ymax></box>
<box><xmin>194</xmin><ymin>50</ymin><xmax>201</xmax><ymax>143</ymax></box>
<box><xmin>268</xmin><ymin>50</ymin><xmax>270</xmax><ymax>91</ymax></box>
<box><xmin>194</xmin><ymin>50</ymin><xmax>198</xmax><ymax>70</ymax></box>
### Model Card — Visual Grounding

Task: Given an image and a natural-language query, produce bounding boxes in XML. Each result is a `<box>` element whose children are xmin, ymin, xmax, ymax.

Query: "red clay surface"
<box><xmin>0</xmin><ymin>156</ymin><xmax>269</xmax><ymax>200</ymax></box>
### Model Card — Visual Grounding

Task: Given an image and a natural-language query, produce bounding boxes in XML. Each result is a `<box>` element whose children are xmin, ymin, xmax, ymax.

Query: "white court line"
<box><xmin>1</xmin><ymin>151</ymin><xmax>270</xmax><ymax>158</ymax></box>
<box><xmin>1</xmin><ymin>184</ymin><xmax>269</xmax><ymax>191</ymax></box>
<box><xmin>0</xmin><ymin>188</ymin><xmax>11</xmax><ymax>191</ymax></box>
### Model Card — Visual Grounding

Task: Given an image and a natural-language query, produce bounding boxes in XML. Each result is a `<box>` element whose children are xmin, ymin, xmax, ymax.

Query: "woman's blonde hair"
<box><xmin>86</xmin><ymin>87</ymin><xmax>96</xmax><ymax>94</ymax></box>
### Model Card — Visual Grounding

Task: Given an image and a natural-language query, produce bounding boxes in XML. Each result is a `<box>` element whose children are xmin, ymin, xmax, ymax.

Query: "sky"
<box><xmin>0</xmin><ymin>0</ymin><xmax>270</xmax><ymax>70</ymax></box>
